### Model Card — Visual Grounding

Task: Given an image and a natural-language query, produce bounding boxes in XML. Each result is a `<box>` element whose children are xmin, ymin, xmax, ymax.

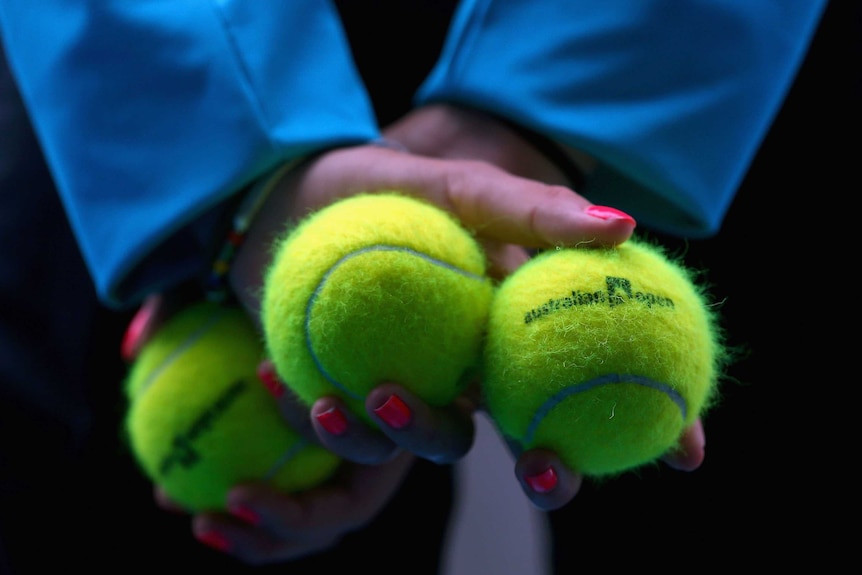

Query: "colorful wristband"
<box><xmin>202</xmin><ymin>159</ymin><xmax>302</xmax><ymax>303</ymax></box>
<box><xmin>202</xmin><ymin>138</ymin><xmax>407</xmax><ymax>303</ymax></box>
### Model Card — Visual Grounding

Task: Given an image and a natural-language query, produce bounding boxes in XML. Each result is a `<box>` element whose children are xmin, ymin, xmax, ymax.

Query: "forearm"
<box><xmin>0</xmin><ymin>0</ymin><xmax>379</xmax><ymax>308</ymax></box>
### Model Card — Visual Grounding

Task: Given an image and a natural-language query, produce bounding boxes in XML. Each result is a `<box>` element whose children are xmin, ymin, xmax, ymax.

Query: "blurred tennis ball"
<box><xmin>124</xmin><ymin>301</ymin><xmax>340</xmax><ymax>512</ymax></box>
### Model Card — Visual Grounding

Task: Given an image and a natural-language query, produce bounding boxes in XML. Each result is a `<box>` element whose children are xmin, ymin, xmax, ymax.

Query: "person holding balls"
<box><xmin>0</xmin><ymin>0</ymin><xmax>830</xmax><ymax>572</ymax></box>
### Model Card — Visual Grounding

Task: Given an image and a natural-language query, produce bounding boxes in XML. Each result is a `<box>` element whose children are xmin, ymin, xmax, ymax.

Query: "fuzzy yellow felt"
<box><xmin>482</xmin><ymin>238</ymin><xmax>728</xmax><ymax>477</ymax></box>
<box><xmin>262</xmin><ymin>192</ymin><xmax>494</xmax><ymax>423</ymax></box>
<box><xmin>124</xmin><ymin>301</ymin><xmax>340</xmax><ymax>512</ymax></box>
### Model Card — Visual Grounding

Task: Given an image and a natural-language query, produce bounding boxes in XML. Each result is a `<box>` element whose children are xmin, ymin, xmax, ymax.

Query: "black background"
<box><xmin>1</xmin><ymin>1</ymin><xmax>856</xmax><ymax>572</ymax></box>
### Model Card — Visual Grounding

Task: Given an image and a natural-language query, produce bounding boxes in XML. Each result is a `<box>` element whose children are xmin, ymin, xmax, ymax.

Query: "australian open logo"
<box><xmin>523</xmin><ymin>276</ymin><xmax>675</xmax><ymax>324</ymax></box>
<box><xmin>158</xmin><ymin>379</ymin><xmax>248</xmax><ymax>477</ymax></box>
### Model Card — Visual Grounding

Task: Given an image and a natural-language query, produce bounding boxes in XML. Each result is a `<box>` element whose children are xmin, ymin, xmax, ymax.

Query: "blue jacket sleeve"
<box><xmin>417</xmin><ymin>0</ymin><xmax>827</xmax><ymax>237</ymax></box>
<box><xmin>0</xmin><ymin>1</ymin><xmax>379</xmax><ymax>309</ymax></box>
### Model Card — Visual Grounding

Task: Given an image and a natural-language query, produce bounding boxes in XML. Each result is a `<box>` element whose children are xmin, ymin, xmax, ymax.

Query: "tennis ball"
<box><xmin>123</xmin><ymin>301</ymin><xmax>341</xmax><ymax>512</ymax></box>
<box><xmin>262</xmin><ymin>192</ymin><xmax>494</xmax><ymax>423</ymax></box>
<box><xmin>482</xmin><ymin>238</ymin><xmax>728</xmax><ymax>478</ymax></box>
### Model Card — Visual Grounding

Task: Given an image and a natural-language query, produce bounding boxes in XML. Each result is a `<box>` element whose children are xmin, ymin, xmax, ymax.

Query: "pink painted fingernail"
<box><xmin>315</xmin><ymin>406</ymin><xmax>348</xmax><ymax>436</ymax></box>
<box><xmin>373</xmin><ymin>394</ymin><xmax>412</xmax><ymax>429</ymax></box>
<box><xmin>195</xmin><ymin>530</ymin><xmax>232</xmax><ymax>553</ymax></box>
<box><xmin>584</xmin><ymin>205</ymin><xmax>636</xmax><ymax>224</ymax></box>
<box><xmin>525</xmin><ymin>467</ymin><xmax>558</xmax><ymax>493</ymax></box>
<box><xmin>121</xmin><ymin>296</ymin><xmax>158</xmax><ymax>361</ymax></box>
<box><xmin>228</xmin><ymin>503</ymin><xmax>260</xmax><ymax>526</ymax></box>
<box><xmin>257</xmin><ymin>360</ymin><xmax>285</xmax><ymax>398</ymax></box>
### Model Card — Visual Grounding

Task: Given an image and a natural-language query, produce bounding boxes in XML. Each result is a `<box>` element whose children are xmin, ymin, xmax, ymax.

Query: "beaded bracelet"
<box><xmin>202</xmin><ymin>138</ymin><xmax>408</xmax><ymax>303</ymax></box>
<box><xmin>203</xmin><ymin>158</ymin><xmax>302</xmax><ymax>303</ymax></box>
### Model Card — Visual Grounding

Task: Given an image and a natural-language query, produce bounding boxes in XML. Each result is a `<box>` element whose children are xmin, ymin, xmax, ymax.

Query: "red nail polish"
<box><xmin>196</xmin><ymin>530</ymin><xmax>231</xmax><ymax>553</ymax></box>
<box><xmin>584</xmin><ymin>205</ymin><xmax>636</xmax><ymax>225</ymax></box>
<box><xmin>316</xmin><ymin>406</ymin><xmax>348</xmax><ymax>436</ymax></box>
<box><xmin>228</xmin><ymin>504</ymin><xmax>260</xmax><ymax>526</ymax></box>
<box><xmin>120</xmin><ymin>298</ymin><xmax>157</xmax><ymax>361</ymax></box>
<box><xmin>525</xmin><ymin>467</ymin><xmax>558</xmax><ymax>493</ymax></box>
<box><xmin>257</xmin><ymin>361</ymin><xmax>285</xmax><ymax>398</ymax></box>
<box><xmin>373</xmin><ymin>395</ymin><xmax>412</xmax><ymax>429</ymax></box>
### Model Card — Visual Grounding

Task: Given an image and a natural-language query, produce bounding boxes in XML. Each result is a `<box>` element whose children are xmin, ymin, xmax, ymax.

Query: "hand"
<box><xmin>160</xmin><ymin>451</ymin><xmax>417</xmax><ymax>565</ymax></box>
<box><xmin>186</xmin><ymin>379</ymin><xmax>418</xmax><ymax>564</ymax></box>
<box><xmin>228</xmin><ymin>135</ymin><xmax>635</xmax><ymax>317</ymax></box>
<box><xmin>383</xmin><ymin>104</ymin><xmax>706</xmax><ymax>511</ymax></box>
<box><xmin>503</xmin><ymin>419</ymin><xmax>707</xmax><ymax>511</ymax></box>
<box><xmin>122</xmin><ymin>298</ymin><xmax>420</xmax><ymax>564</ymax></box>
<box><xmin>224</xmin><ymin>110</ymin><xmax>635</xmax><ymax>522</ymax></box>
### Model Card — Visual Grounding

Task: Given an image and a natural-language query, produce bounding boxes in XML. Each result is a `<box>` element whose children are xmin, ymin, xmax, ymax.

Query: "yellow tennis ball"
<box><xmin>482</xmin><ymin>238</ymin><xmax>729</xmax><ymax>478</ymax></box>
<box><xmin>123</xmin><ymin>301</ymin><xmax>341</xmax><ymax>512</ymax></box>
<box><xmin>262</xmin><ymin>192</ymin><xmax>494</xmax><ymax>423</ymax></box>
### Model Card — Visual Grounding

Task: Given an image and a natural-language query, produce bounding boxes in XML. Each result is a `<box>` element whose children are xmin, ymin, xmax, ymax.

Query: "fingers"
<box><xmin>153</xmin><ymin>485</ymin><xmax>188</xmax><ymax>515</ymax></box>
<box><xmin>293</xmin><ymin>146</ymin><xmax>635</xmax><ymax>251</ymax></box>
<box><xmin>309</xmin><ymin>383</ymin><xmax>478</xmax><ymax>466</ymax></box>
<box><xmin>256</xmin><ymin>359</ymin><xmax>321</xmax><ymax>444</ymax></box>
<box><xmin>231</xmin><ymin>143</ymin><xmax>636</xmax><ymax>319</ymax></box>
<box><xmin>191</xmin><ymin>490</ymin><xmax>337</xmax><ymax>565</ymax></box>
<box><xmin>120</xmin><ymin>287</ymin><xmax>205</xmax><ymax>361</ymax></box>
<box><xmin>310</xmin><ymin>395</ymin><xmax>400</xmax><ymax>465</ymax></box>
<box><xmin>510</xmin><ymin>417</ymin><xmax>707</xmax><ymax>510</ymax></box>
<box><xmin>513</xmin><ymin>448</ymin><xmax>583</xmax><ymax>511</ymax></box>
<box><xmin>480</xmin><ymin>239</ymin><xmax>532</xmax><ymax>280</ymax></box>
<box><xmin>191</xmin><ymin>453</ymin><xmax>416</xmax><ymax>565</ymax></box>
<box><xmin>384</xmin><ymin>103</ymin><xmax>577</xmax><ymax>188</ymax></box>
<box><xmin>365</xmin><ymin>383</ymin><xmax>476</xmax><ymax>465</ymax></box>
<box><xmin>120</xmin><ymin>295</ymin><xmax>161</xmax><ymax>361</ymax></box>
<box><xmin>258</xmin><ymin>357</ymin><xmax>477</xmax><ymax>467</ymax></box>
<box><xmin>381</xmin><ymin>103</ymin><xmax>636</xmax><ymax>248</ymax></box>
<box><xmin>432</xmin><ymin>158</ymin><xmax>636</xmax><ymax>249</ymax></box>
<box><xmin>510</xmin><ymin>418</ymin><xmax>706</xmax><ymax>512</ymax></box>
<box><xmin>661</xmin><ymin>419</ymin><xmax>706</xmax><ymax>471</ymax></box>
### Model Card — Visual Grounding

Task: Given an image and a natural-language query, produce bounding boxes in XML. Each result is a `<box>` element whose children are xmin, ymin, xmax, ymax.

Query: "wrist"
<box><xmin>225</xmin><ymin>139</ymin><xmax>405</xmax><ymax>320</ymax></box>
<box><xmin>209</xmin><ymin>159</ymin><xmax>306</xmax><ymax>317</ymax></box>
<box><xmin>385</xmin><ymin>103</ymin><xmax>589</xmax><ymax>188</ymax></box>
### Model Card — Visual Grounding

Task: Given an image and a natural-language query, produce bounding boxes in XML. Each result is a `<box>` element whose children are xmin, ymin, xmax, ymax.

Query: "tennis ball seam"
<box><xmin>263</xmin><ymin>192</ymin><xmax>494</xmax><ymax>423</ymax></box>
<box><xmin>305</xmin><ymin>243</ymin><xmax>489</xmax><ymax>401</ymax></box>
<box><xmin>264</xmin><ymin>437</ymin><xmax>312</xmax><ymax>481</ymax></box>
<box><xmin>134</xmin><ymin>309</ymin><xmax>227</xmax><ymax>398</ymax></box>
<box><xmin>482</xmin><ymin>238</ymin><xmax>725</xmax><ymax>477</ymax></box>
<box><xmin>523</xmin><ymin>374</ymin><xmax>688</xmax><ymax>445</ymax></box>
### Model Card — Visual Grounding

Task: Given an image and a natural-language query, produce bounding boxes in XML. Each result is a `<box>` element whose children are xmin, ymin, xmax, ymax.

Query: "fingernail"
<box><xmin>257</xmin><ymin>360</ymin><xmax>285</xmax><ymax>398</ymax></box>
<box><xmin>373</xmin><ymin>394</ymin><xmax>412</xmax><ymax>429</ymax></box>
<box><xmin>584</xmin><ymin>205</ymin><xmax>636</xmax><ymax>225</ymax></box>
<box><xmin>690</xmin><ymin>422</ymin><xmax>706</xmax><ymax>451</ymax></box>
<box><xmin>228</xmin><ymin>503</ymin><xmax>260</xmax><ymax>526</ymax></box>
<box><xmin>154</xmin><ymin>486</ymin><xmax>187</xmax><ymax>514</ymax></box>
<box><xmin>121</xmin><ymin>297</ymin><xmax>158</xmax><ymax>361</ymax></box>
<box><xmin>525</xmin><ymin>467</ymin><xmax>558</xmax><ymax>493</ymax></box>
<box><xmin>315</xmin><ymin>406</ymin><xmax>348</xmax><ymax>436</ymax></box>
<box><xmin>195</xmin><ymin>530</ymin><xmax>231</xmax><ymax>553</ymax></box>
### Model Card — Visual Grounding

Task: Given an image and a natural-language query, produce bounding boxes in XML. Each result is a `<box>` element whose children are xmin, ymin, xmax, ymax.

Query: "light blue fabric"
<box><xmin>0</xmin><ymin>0</ymin><xmax>826</xmax><ymax>308</ymax></box>
<box><xmin>417</xmin><ymin>0</ymin><xmax>827</xmax><ymax>236</ymax></box>
<box><xmin>0</xmin><ymin>1</ymin><xmax>379</xmax><ymax>308</ymax></box>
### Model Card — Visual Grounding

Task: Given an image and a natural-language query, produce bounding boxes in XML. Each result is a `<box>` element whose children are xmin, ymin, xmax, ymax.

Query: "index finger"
<box><xmin>429</xmin><ymin>158</ymin><xmax>636</xmax><ymax>249</ymax></box>
<box><xmin>296</xmin><ymin>147</ymin><xmax>636</xmax><ymax>250</ymax></box>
